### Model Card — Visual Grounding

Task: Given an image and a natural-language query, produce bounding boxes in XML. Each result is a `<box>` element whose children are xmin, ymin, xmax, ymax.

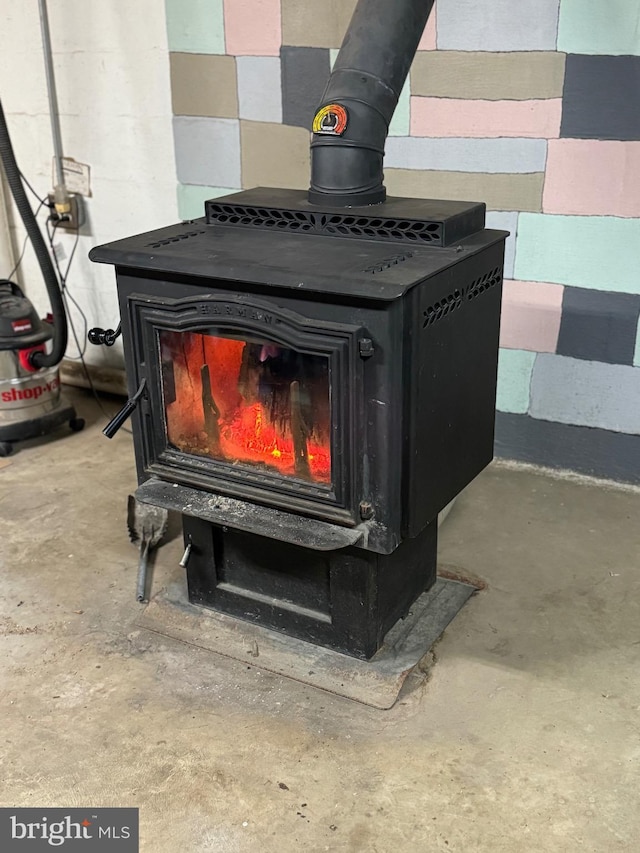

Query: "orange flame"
<box><xmin>162</xmin><ymin>332</ymin><xmax>331</xmax><ymax>483</ymax></box>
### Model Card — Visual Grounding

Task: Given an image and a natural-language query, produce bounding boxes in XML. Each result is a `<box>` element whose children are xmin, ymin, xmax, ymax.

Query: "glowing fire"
<box><xmin>160</xmin><ymin>331</ymin><xmax>331</xmax><ymax>483</ymax></box>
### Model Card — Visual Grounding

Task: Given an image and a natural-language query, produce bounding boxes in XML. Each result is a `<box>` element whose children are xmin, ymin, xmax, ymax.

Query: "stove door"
<box><xmin>159</xmin><ymin>328</ymin><xmax>332</xmax><ymax>485</ymax></box>
<box><xmin>130</xmin><ymin>293</ymin><xmax>362</xmax><ymax>527</ymax></box>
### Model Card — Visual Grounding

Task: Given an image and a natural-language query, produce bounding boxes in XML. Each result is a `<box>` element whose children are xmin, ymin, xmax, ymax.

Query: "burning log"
<box><xmin>290</xmin><ymin>379</ymin><xmax>310</xmax><ymax>479</ymax></box>
<box><xmin>200</xmin><ymin>363</ymin><xmax>221</xmax><ymax>454</ymax></box>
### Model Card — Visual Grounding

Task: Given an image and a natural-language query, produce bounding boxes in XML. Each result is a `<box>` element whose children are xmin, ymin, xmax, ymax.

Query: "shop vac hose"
<box><xmin>0</xmin><ymin>97</ymin><xmax>67</xmax><ymax>368</ymax></box>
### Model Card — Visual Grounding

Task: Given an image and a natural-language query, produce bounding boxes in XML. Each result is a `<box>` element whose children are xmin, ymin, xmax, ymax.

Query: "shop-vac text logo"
<box><xmin>0</xmin><ymin>809</ymin><xmax>138</xmax><ymax>851</ymax></box>
<box><xmin>0</xmin><ymin>376</ymin><xmax>59</xmax><ymax>404</ymax></box>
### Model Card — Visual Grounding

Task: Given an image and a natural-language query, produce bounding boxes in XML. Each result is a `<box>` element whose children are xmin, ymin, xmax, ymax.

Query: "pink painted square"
<box><xmin>411</xmin><ymin>98</ymin><xmax>562</xmax><ymax>138</ymax></box>
<box><xmin>224</xmin><ymin>0</ymin><xmax>281</xmax><ymax>56</ymax></box>
<box><xmin>418</xmin><ymin>4</ymin><xmax>437</xmax><ymax>50</ymax></box>
<box><xmin>543</xmin><ymin>139</ymin><xmax>640</xmax><ymax>218</ymax></box>
<box><xmin>500</xmin><ymin>280</ymin><xmax>564</xmax><ymax>353</ymax></box>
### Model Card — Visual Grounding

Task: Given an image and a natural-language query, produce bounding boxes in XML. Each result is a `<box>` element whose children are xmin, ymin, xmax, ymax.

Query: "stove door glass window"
<box><xmin>159</xmin><ymin>330</ymin><xmax>332</xmax><ymax>484</ymax></box>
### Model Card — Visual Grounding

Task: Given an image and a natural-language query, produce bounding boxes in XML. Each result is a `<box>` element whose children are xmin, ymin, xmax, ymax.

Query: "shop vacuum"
<box><xmin>0</xmin><ymin>98</ymin><xmax>84</xmax><ymax>457</ymax></box>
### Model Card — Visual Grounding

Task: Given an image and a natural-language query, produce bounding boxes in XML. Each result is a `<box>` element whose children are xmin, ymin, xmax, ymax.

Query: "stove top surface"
<box><xmin>90</xmin><ymin>190</ymin><xmax>507</xmax><ymax>301</ymax></box>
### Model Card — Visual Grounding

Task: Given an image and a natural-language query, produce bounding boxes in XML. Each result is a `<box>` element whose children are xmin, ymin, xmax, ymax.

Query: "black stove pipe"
<box><xmin>308</xmin><ymin>0</ymin><xmax>434</xmax><ymax>207</ymax></box>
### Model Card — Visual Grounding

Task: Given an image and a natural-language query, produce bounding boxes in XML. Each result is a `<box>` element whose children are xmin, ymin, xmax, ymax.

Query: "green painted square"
<box><xmin>558</xmin><ymin>0</ymin><xmax>640</xmax><ymax>56</ymax></box>
<box><xmin>496</xmin><ymin>348</ymin><xmax>536</xmax><ymax>414</ymax></box>
<box><xmin>389</xmin><ymin>79</ymin><xmax>410</xmax><ymax>136</ymax></box>
<box><xmin>634</xmin><ymin>321</ymin><xmax>640</xmax><ymax>367</ymax></box>
<box><xmin>177</xmin><ymin>184</ymin><xmax>238</xmax><ymax>220</ymax></box>
<box><xmin>514</xmin><ymin>214</ymin><xmax>640</xmax><ymax>294</ymax></box>
<box><xmin>165</xmin><ymin>0</ymin><xmax>225</xmax><ymax>54</ymax></box>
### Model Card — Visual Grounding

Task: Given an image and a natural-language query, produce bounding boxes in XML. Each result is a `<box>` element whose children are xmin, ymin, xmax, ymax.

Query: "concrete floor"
<box><xmin>1</xmin><ymin>388</ymin><xmax>639</xmax><ymax>852</ymax></box>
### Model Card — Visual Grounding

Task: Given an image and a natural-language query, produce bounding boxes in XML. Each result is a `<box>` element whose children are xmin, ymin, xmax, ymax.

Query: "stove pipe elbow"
<box><xmin>308</xmin><ymin>0</ymin><xmax>434</xmax><ymax>207</ymax></box>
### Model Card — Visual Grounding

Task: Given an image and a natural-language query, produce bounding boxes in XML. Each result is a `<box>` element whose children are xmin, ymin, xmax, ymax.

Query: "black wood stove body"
<box><xmin>91</xmin><ymin>188</ymin><xmax>505</xmax><ymax>658</ymax></box>
<box><xmin>90</xmin><ymin>0</ymin><xmax>506</xmax><ymax>659</ymax></box>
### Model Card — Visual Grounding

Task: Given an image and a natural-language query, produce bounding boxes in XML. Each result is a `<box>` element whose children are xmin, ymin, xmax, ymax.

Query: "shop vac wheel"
<box><xmin>0</xmin><ymin>441</ymin><xmax>14</xmax><ymax>457</ymax></box>
<box><xmin>69</xmin><ymin>417</ymin><xmax>86</xmax><ymax>433</ymax></box>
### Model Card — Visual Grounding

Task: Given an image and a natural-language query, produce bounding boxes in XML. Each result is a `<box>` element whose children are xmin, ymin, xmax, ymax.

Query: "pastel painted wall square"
<box><xmin>170</xmin><ymin>53</ymin><xmax>238</xmax><ymax>118</ymax></box>
<box><xmin>500</xmin><ymin>280</ymin><xmax>564</xmax><ymax>353</ymax></box>
<box><xmin>543</xmin><ymin>139</ymin><xmax>640</xmax><ymax>218</ymax></box>
<box><xmin>485</xmin><ymin>211</ymin><xmax>517</xmax><ymax>278</ymax></box>
<box><xmin>557</xmin><ymin>287</ymin><xmax>640</xmax><ymax>366</ymax></box>
<box><xmin>436</xmin><ymin>0</ymin><xmax>560</xmax><ymax>51</ymax></box>
<box><xmin>281</xmin><ymin>46</ymin><xmax>330</xmax><ymax>129</ymax></box>
<box><xmin>223</xmin><ymin>0</ymin><xmax>281</xmax><ymax>56</ymax></box>
<box><xmin>384</xmin><ymin>137</ymin><xmax>548</xmax><ymax>174</ymax></box>
<box><xmin>560</xmin><ymin>55</ymin><xmax>640</xmax><ymax>141</ymax></box>
<box><xmin>418</xmin><ymin>5</ymin><xmax>437</xmax><ymax>51</ymax></box>
<box><xmin>177</xmin><ymin>184</ymin><xmax>238</xmax><ymax>220</ymax></box>
<box><xmin>165</xmin><ymin>0</ymin><xmax>225</xmax><ymax>54</ymax></box>
<box><xmin>411</xmin><ymin>98</ymin><xmax>562</xmax><ymax>139</ymax></box>
<box><xmin>496</xmin><ymin>348</ymin><xmax>536</xmax><ymax>414</ymax></box>
<box><xmin>173</xmin><ymin>116</ymin><xmax>241</xmax><ymax>187</ymax></box>
<box><xmin>389</xmin><ymin>80</ymin><xmax>410</xmax><ymax>137</ymax></box>
<box><xmin>558</xmin><ymin>0</ymin><xmax>640</xmax><ymax>57</ymax></box>
<box><xmin>240</xmin><ymin>120</ymin><xmax>310</xmax><ymax>189</ymax></box>
<box><xmin>515</xmin><ymin>214</ymin><xmax>640</xmax><ymax>294</ymax></box>
<box><xmin>530</xmin><ymin>355</ymin><xmax>640</xmax><ymax>435</ymax></box>
<box><xmin>282</xmin><ymin>0</ymin><xmax>356</xmax><ymax>48</ymax></box>
<box><xmin>385</xmin><ymin>170</ymin><xmax>544</xmax><ymax>213</ymax></box>
<box><xmin>237</xmin><ymin>56</ymin><xmax>282</xmax><ymax>122</ymax></box>
<box><xmin>411</xmin><ymin>52</ymin><xmax>566</xmax><ymax>101</ymax></box>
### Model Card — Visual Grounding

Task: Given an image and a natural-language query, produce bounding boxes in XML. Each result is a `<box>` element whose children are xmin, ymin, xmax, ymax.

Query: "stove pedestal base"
<box><xmin>183</xmin><ymin>516</ymin><xmax>438</xmax><ymax>660</ymax></box>
<box><xmin>136</xmin><ymin>574</ymin><xmax>475</xmax><ymax>709</ymax></box>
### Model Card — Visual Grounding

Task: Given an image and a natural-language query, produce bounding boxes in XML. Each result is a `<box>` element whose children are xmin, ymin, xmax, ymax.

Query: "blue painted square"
<box><xmin>173</xmin><ymin>117</ymin><xmax>241</xmax><ymax>187</ymax></box>
<box><xmin>530</xmin><ymin>354</ymin><xmax>640</xmax><ymax>435</ymax></box>
<box><xmin>437</xmin><ymin>0</ymin><xmax>560</xmax><ymax>51</ymax></box>
<box><xmin>557</xmin><ymin>287</ymin><xmax>640</xmax><ymax>366</ymax></box>
<box><xmin>385</xmin><ymin>137</ymin><xmax>547</xmax><ymax>174</ymax></box>
<box><xmin>237</xmin><ymin>57</ymin><xmax>282</xmax><ymax>122</ymax></box>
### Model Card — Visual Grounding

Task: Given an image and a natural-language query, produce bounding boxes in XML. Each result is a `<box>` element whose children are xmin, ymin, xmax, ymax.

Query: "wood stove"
<box><xmin>89</xmin><ymin>0</ymin><xmax>506</xmax><ymax>659</ymax></box>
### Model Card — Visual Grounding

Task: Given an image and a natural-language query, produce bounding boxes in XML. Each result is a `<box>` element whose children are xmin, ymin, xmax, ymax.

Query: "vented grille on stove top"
<box><xmin>206</xmin><ymin>201</ymin><xmax>444</xmax><ymax>247</ymax></box>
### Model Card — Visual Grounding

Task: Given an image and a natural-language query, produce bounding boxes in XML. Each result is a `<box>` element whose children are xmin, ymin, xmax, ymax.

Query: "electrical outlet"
<box><xmin>47</xmin><ymin>192</ymin><xmax>85</xmax><ymax>231</ymax></box>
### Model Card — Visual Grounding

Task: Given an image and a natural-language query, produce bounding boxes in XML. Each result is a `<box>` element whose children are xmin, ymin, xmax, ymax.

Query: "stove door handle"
<box><xmin>103</xmin><ymin>378</ymin><xmax>147</xmax><ymax>439</ymax></box>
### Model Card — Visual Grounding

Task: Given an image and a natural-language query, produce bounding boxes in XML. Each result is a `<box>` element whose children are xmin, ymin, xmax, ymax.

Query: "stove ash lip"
<box><xmin>135</xmin><ymin>478</ymin><xmax>395</xmax><ymax>553</ymax></box>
